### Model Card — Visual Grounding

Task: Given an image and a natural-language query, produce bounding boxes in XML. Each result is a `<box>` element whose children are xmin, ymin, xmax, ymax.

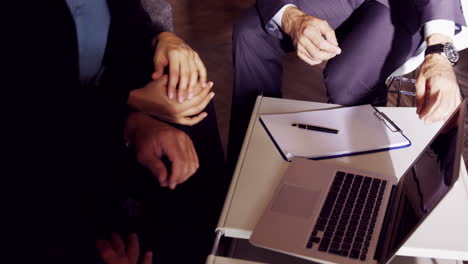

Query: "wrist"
<box><xmin>152</xmin><ymin>32</ymin><xmax>176</xmax><ymax>47</ymax></box>
<box><xmin>426</xmin><ymin>33</ymin><xmax>453</xmax><ymax>46</ymax></box>
<box><xmin>282</xmin><ymin>6</ymin><xmax>304</xmax><ymax>35</ymax></box>
<box><xmin>127</xmin><ymin>89</ymin><xmax>141</xmax><ymax>111</ymax></box>
<box><xmin>124</xmin><ymin>111</ymin><xmax>146</xmax><ymax>145</ymax></box>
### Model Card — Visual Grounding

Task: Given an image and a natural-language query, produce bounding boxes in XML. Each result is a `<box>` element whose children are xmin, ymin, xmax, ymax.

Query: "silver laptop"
<box><xmin>250</xmin><ymin>100</ymin><xmax>466</xmax><ymax>264</ymax></box>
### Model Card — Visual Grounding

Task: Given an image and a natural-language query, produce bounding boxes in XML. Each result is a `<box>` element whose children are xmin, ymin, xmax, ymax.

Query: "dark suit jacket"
<box><xmin>1</xmin><ymin>1</ymin><xmax>159</xmax><ymax>263</ymax></box>
<box><xmin>256</xmin><ymin>0</ymin><xmax>466</xmax><ymax>37</ymax></box>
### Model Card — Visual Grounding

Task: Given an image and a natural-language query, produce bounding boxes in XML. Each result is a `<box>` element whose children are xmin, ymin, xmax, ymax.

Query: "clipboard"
<box><xmin>259</xmin><ymin>105</ymin><xmax>411</xmax><ymax>161</ymax></box>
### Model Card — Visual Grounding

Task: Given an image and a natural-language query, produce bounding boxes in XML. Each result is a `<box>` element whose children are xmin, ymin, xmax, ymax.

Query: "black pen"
<box><xmin>291</xmin><ymin>123</ymin><xmax>339</xmax><ymax>134</ymax></box>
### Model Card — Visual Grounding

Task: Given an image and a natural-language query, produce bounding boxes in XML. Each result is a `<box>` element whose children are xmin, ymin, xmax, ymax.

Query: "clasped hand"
<box><xmin>283</xmin><ymin>6</ymin><xmax>341</xmax><ymax>66</ymax></box>
<box><xmin>152</xmin><ymin>32</ymin><xmax>208</xmax><ymax>104</ymax></box>
<box><xmin>125</xmin><ymin>112</ymin><xmax>199</xmax><ymax>189</ymax></box>
<box><xmin>129</xmin><ymin>75</ymin><xmax>214</xmax><ymax>126</ymax></box>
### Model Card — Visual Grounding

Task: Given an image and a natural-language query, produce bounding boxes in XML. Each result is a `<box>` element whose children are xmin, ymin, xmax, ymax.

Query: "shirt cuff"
<box><xmin>272</xmin><ymin>4</ymin><xmax>297</xmax><ymax>30</ymax></box>
<box><xmin>424</xmin><ymin>20</ymin><xmax>455</xmax><ymax>40</ymax></box>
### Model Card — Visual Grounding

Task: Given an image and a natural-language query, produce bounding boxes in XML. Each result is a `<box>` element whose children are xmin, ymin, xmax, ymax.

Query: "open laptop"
<box><xmin>250</xmin><ymin>99</ymin><xmax>466</xmax><ymax>264</ymax></box>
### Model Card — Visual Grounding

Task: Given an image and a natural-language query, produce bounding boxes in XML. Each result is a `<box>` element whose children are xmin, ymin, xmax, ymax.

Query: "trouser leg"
<box><xmin>324</xmin><ymin>0</ymin><xmax>423</xmax><ymax>106</ymax></box>
<box><xmin>228</xmin><ymin>5</ymin><xmax>293</xmax><ymax>168</ymax></box>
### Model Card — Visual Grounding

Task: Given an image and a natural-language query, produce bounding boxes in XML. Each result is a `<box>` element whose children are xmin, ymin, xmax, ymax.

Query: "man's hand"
<box><xmin>96</xmin><ymin>233</ymin><xmax>152</xmax><ymax>264</ymax></box>
<box><xmin>152</xmin><ymin>32</ymin><xmax>208</xmax><ymax>103</ymax></box>
<box><xmin>125</xmin><ymin>112</ymin><xmax>199</xmax><ymax>189</ymax></box>
<box><xmin>416</xmin><ymin>34</ymin><xmax>461</xmax><ymax>123</ymax></box>
<box><xmin>128</xmin><ymin>75</ymin><xmax>214</xmax><ymax>126</ymax></box>
<box><xmin>282</xmin><ymin>6</ymin><xmax>341</xmax><ymax>66</ymax></box>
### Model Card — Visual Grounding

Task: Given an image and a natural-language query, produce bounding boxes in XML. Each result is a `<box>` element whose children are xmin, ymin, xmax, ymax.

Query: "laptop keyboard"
<box><xmin>306</xmin><ymin>171</ymin><xmax>386</xmax><ymax>261</ymax></box>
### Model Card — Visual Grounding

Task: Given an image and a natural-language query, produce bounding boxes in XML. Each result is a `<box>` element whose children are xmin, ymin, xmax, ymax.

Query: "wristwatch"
<box><xmin>425</xmin><ymin>42</ymin><xmax>459</xmax><ymax>65</ymax></box>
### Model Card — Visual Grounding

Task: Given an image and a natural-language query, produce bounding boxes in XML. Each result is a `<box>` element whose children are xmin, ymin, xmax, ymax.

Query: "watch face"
<box><xmin>444</xmin><ymin>43</ymin><xmax>459</xmax><ymax>65</ymax></box>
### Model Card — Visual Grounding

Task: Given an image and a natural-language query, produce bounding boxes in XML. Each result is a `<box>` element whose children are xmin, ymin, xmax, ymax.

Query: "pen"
<box><xmin>291</xmin><ymin>123</ymin><xmax>339</xmax><ymax>134</ymax></box>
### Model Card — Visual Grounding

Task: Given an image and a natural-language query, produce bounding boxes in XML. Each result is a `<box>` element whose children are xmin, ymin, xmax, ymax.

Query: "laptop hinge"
<box><xmin>373</xmin><ymin>185</ymin><xmax>397</xmax><ymax>261</ymax></box>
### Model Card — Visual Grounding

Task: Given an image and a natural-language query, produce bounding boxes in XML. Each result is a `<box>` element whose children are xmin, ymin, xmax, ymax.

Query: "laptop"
<box><xmin>250</xmin><ymin>99</ymin><xmax>466</xmax><ymax>264</ymax></box>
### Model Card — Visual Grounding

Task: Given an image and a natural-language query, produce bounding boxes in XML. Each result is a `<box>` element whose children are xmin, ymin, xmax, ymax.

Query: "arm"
<box><xmin>415</xmin><ymin>32</ymin><xmax>462</xmax><ymax>123</ymax></box>
<box><xmin>259</xmin><ymin>4</ymin><xmax>341</xmax><ymax>66</ymax></box>
<box><xmin>413</xmin><ymin>1</ymin><xmax>465</xmax><ymax>123</ymax></box>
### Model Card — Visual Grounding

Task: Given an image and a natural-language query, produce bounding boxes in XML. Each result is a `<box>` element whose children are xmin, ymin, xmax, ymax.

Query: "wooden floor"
<box><xmin>167</xmin><ymin>0</ymin><xmax>468</xmax><ymax>165</ymax></box>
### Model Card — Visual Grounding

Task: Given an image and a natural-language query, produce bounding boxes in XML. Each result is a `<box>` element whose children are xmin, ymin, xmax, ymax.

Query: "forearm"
<box><xmin>281</xmin><ymin>6</ymin><xmax>305</xmax><ymax>35</ymax></box>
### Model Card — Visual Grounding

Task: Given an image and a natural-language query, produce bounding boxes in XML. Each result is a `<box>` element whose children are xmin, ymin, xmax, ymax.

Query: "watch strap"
<box><xmin>425</xmin><ymin>44</ymin><xmax>445</xmax><ymax>57</ymax></box>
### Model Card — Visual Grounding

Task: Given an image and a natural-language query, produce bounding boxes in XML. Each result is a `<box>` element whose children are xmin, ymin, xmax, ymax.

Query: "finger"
<box><xmin>300</xmin><ymin>38</ymin><xmax>336</xmax><ymax>61</ymax></box>
<box><xmin>186</xmin><ymin>140</ymin><xmax>199</xmax><ymax>183</ymax></box>
<box><xmin>179</xmin><ymin>92</ymin><xmax>214</xmax><ymax>117</ymax></box>
<box><xmin>173</xmin><ymin>83</ymin><xmax>213</xmax><ymax>114</ymax></box>
<box><xmin>142</xmin><ymin>252</ymin><xmax>153</xmax><ymax>264</ymax></box>
<box><xmin>127</xmin><ymin>233</ymin><xmax>139</xmax><ymax>264</ymax></box>
<box><xmin>96</xmin><ymin>240</ymin><xmax>119</xmax><ymax>264</ymax></box>
<box><xmin>177</xmin><ymin>61</ymin><xmax>190</xmax><ymax>103</ymax></box>
<box><xmin>426</xmin><ymin>83</ymin><xmax>455</xmax><ymax>123</ymax></box>
<box><xmin>420</xmin><ymin>81</ymin><xmax>442</xmax><ymax>121</ymax></box>
<box><xmin>150</xmin><ymin>159</ymin><xmax>169</xmax><ymax>187</ymax></box>
<box><xmin>176</xmin><ymin>139</ymin><xmax>194</xmax><ymax>187</ymax></box>
<box><xmin>167</xmin><ymin>154</ymin><xmax>186</xmax><ymax>190</ymax></box>
<box><xmin>309</xmin><ymin>32</ymin><xmax>341</xmax><ymax>54</ymax></box>
<box><xmin>297</xmin><ymin>50</ymin><xmax>322</xmax><ymax>66</ymax></box>
<box><xmin>187</xmin><ymin>57</ymin><xmax>198</xmax><ymax>100</ymax></box>
<box><xmin>110</xmin><ymin>232</ymin><xmax>126</xmax><ymax>257</ymax></box>
<box><xmin>318</xmin><ymin>21</ymin><xmax>340</xmax><ymax>49</ymax></box>
<box><xmin>175</xmin><ymin>142</ymin><xmax>198</xmax><ymax>185</ymax></box>
<box><xmin>195</xmin><ymin>54</ymin><xmax>208</xmax><ymax>85</ymax></box>
<box><xmin>168</xmin><ymin>56</ymin><xmax>180</xmax><ymax>101</ymax></box>
<box><xmin>178</xmin><ymin>112</ymin><xmax>209</xmax><ymax>126</ymax></box>
<box><xmin>190</xmin><ymin>81</ymin><xmax>204</xmax><ymax>97</ymax></box>
<box><xmin>153</xmin><ymin>52</ymin><xmax>168</xmax><ymax>80</ymax></box>
<box><xmin>415</xmin><ymin>72</ymin><xmax>426</xmax><ymax>116</ymax></box>
<box><xmin>426</xmin><ymin>94</ymin><xmax>446</xmax><ymax>123</ymax></box>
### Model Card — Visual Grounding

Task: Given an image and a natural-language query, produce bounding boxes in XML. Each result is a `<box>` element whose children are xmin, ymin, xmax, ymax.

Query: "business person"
<box><xmin>228</xmin><ymin>0</ymin><xmax>466</xmax><ymax>164</ymax></box>
<box><xmin>2</xmin><ymin>0</ymin><xmax>226</xmax><ymax>263</ymax></box>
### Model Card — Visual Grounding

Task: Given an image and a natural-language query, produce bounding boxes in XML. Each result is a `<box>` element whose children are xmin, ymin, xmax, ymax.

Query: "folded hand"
<box><xmin>152</xmin><ymin>32</ymin><xmax>208</xmax><ymax>103</ymax></box>
<box><xmin>282</xmin><ymin>6</ymin><xmax>341</xmax><ymax>66</ymax></box>
<box><xmin>125</xmin><ymin>112</ymin><xmax>199</xmax><ymax>189</ymax></box>
<box><xmin>129</xmin><ymin>75</ymin><xmax>214</xmax><ymax>126</ymax></box>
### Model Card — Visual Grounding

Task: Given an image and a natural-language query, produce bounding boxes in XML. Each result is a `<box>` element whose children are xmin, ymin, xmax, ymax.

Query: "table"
<box><xmin>208</xmin><ymin>97</ymin><xmax>468</xmax><ymax>264</ymax></box>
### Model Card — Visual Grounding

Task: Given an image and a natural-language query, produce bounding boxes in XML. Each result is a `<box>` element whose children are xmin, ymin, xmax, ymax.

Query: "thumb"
<box><xmin>415</xmin><ymin>73</ymin><xmax>426</xmax><ymax>115</ymax></box>
<box><xmin>153</xmin><ymin>54</ymin><xmax>167</xmax><ymax>80</ymax></box>
<box><xmin>146</xmin><ymin>158</ymin><xmax>169</xmax><ymax>187</ymax></box>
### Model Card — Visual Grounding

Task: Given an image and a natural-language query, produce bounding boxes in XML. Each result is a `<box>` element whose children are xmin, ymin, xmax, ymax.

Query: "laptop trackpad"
<box><xmin>271</xmin><ymin>185</ymin><xmax>320</xmax><ymax>219</ymax></box>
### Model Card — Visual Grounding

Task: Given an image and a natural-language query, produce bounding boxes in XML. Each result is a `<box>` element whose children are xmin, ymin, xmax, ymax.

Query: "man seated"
<box><xmin>2</xmin><ymin>1</ymin><xmax>226</xmax><ymax>263</ymax></box>
<box><xmin>228</xmin><ymin>0</ymin><xmax>466</xmax><ymax>164</ymax></box>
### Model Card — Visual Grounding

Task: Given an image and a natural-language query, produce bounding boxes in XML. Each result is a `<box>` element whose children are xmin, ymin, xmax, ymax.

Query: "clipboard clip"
<box><xmin>372</xmin><ymin>106</ymin><xmax>402</xmax><ymax>133</ymax></box>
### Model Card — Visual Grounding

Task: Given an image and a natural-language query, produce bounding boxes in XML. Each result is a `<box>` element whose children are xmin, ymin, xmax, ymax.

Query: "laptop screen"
<box><xmin>380</xmin><ymin>100</ymin><xmax>465</xmax><ymax>263</ymax></box>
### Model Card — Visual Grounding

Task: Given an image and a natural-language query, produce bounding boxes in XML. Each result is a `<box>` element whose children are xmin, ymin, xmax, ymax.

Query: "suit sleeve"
<box><xmin>256</xmin><ymin>0</ymin><xmax>300</xmax><ymax>38</ymax></box>
<box><xmin>407</xmin><ymin>0</ymin><xmax>466</xmax><ymax>33</ymax></box>
<box><xmin>415</xmin><ymin>0</ymin><xmax>466</xmax><ymax>27</ymax></box>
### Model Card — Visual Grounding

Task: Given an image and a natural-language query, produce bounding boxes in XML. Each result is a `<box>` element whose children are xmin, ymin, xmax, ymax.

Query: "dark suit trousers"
<box><xmin>228</xmin><ymin>0</ymin><xmax>423</xmax><ymax>164</ymax></box>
